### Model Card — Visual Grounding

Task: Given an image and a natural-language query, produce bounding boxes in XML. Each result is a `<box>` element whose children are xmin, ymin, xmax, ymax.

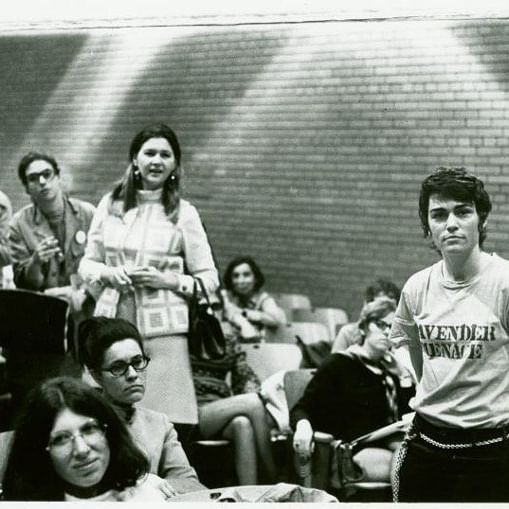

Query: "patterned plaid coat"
<box><xmin>79</xmin><ymin>190</ymin><xmax>218</xmax><ymax>338</ymax></box>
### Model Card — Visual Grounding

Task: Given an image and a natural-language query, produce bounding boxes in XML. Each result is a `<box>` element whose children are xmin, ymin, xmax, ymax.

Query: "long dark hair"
<box><xmin>110</xmin><ymin>124</ymin><xmax>182</xmax><ymax>222</ymax></box>
<box><xmin>223</xmin><ymin>256</ymin><xmax>265</xmax><ymax>295</ymax></box>
<box><xmin>1</xmin><ymin>377</ymin><xmax>149</xmax><ymax>501</ymax></box>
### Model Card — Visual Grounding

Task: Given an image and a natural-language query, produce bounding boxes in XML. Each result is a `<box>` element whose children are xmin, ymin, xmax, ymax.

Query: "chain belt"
<box><xmin>418</xmin><ymin>431</ymin><xmax>509</xmax><ymax>450</ymax></box>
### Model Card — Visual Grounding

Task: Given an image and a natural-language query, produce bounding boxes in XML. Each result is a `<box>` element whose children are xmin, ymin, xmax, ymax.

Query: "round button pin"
<box><xmin>75</xmin><ymin>230</ymin><xmax>86</xmax><ymax>245</ymax></box>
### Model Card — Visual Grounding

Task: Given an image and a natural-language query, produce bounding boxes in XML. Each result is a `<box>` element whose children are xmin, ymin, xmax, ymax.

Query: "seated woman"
<box><xmin>332</xmin><ymin>278</ymin><xmax>400</xmax><ymax>353</ymax></box>
<box><xmin>78</xmin><ymin>317</ymin><xmax>205</xmax><ymax>493</ymax></box>
<box><xmin>1</xmin><ymin>376</ymin><xmax>173</xmax><ymax>501</ymax></box>
<box><xmin>291</xmin><ymin>297</ymin><xmax>414</xmax><ymax>483</ymax></box>
<box><xmin>191</xmin><ymin>329</ymin><xmax>277</xmax><ymax>485</ymax></box>
<box><xmin>222</xmin><ymin>256</ymin><xmax>286</xmax><ymax>341</ymax></box>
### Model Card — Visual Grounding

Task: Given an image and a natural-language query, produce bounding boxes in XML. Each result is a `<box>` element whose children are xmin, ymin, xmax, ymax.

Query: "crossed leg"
<box><xmin>198</xmin><ymin>393</ymin><xmax>276</xmax><ymax>484</ymax></box>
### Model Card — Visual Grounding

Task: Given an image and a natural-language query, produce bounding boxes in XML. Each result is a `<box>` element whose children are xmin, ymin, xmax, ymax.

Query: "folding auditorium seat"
<box><xmin>292</xmin><ymin>307</ymin><xmax>349</xmax><ymax>340</ymax></box>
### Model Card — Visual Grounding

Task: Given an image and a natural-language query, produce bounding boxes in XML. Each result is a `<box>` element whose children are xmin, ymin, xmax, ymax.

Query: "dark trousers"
<box><xmin>393</xmin><ymin>415</ymin><xmax>509</xmax><ymax>502</ymax></box>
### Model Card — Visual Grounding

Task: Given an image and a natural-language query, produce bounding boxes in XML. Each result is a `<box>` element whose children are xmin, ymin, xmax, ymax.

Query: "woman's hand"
<box><xmin>129</xmin><ymin>266</ymin><xmax>179</xmax><ymax>290</ymax></box>
<box><xmin>101</xmin><ymin>266</ymin><xmax>133</xmax><ymax>291</ymax></box>
<box><xmin>293</xmin><ymin>419</ymin><xmax>315</xmax><ymax>458</ymax></box>
<box><xmin>115</xmin><ymin>473</ymin><xmax>177</xmax><ymax>501</ymax></box>
<box><xmin>244</xmin><ymin>309</ymin><xmax>263</xmax><ymax>323</ymax></box>
<box><xmin>239</xmin><ymin>319</ymin><xmax>261</xmax><ymax>341</ymax></box>
<box><xmin>44</xmin><ymin>285</ymin><xmax>72</xmax><ymax>300</ymax></box>
<box><xmin>143</xmin><ymin>474</ymin><xmax>178</xmax><ymax>500</ymax></box>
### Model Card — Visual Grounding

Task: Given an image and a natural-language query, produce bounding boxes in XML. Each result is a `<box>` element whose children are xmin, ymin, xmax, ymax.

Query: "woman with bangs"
<box><xmin>1</xmin><ymin>377</ymin><xmax>171</xmax><ymax>501</ymax></box>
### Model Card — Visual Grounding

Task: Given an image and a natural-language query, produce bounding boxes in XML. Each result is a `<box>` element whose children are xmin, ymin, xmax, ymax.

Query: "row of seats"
<box><xmin>270</xmin><ymin>292</ymin><xmax>349</xmax><ymax>343</ymax></box>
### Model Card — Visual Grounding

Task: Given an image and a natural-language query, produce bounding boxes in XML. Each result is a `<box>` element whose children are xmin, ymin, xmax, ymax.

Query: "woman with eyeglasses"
<box><xmin>291</xmin><ymin>297</ymin><xmax>415</xmax><ymax>484</ymax></box>
<box><xmin>1</xmin><ymin>377</ymin><xmax>170</xmax><ymax>501</ymax></box>
<box><xmin>78</xmin><ymin>316</ymin><xmax>205</xmax><ymax>494</ymax></box>
<box><xmin>79</xmin><ymin>124</ymin><xmax>219</xmax><ymax>425</ymax></box>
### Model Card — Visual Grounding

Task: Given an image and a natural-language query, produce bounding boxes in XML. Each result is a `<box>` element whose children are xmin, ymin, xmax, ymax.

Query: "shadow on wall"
<box><xmin>451</xmin><ymin>21</ymin><xmax>509</xmax><ymax>91</ymax></box>
<box><xmin>0</xmin><ymin>33</ymin><xmax>88</xmax><ymax>200</ymax></box>
<box><xmin>87</xmin><ymin>27</ymin><xmax>286</xmax><ymax>205</ymax></box>
<box><xmin>83</xmin><ymin>23</ymin><xmax>437</xmax><ymax>314</ymax></box>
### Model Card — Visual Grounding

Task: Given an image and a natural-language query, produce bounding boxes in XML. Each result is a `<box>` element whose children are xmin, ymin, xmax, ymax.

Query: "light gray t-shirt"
<box><xmin>390</xmin><ymin>253</ymin><xmax>509</xmax><ymax>428</ymax></box>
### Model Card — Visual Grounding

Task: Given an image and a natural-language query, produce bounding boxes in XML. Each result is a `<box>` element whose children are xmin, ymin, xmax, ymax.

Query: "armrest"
<box><xmin>292</xmin><ymin>430</ymin><xmax>335</xmax><ymax>490</ymax></box>
<box><xmin>311</xmin><ymin>432</ymin><xmax>334</xmax><ymax>490</ymax></box>
<box><xmin>314</xmin><ymin>431</ymin><xmax>334</xmax><ymax>444</ymax></box>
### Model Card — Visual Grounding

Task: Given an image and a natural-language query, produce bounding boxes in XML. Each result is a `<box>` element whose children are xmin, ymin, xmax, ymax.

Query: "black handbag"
<box><xmin>188</xmin><ymin>277</ymin><xmax>226</xmax><ymax>360</ymax></box>
<box><xmin>329</xmin><ymin>440</ymin><xmax>364</xmax><ymax>491</ymax></box>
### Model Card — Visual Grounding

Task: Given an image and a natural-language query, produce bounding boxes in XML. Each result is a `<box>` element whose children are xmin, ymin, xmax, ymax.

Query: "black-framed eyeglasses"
<box><xmin>46</xmin><ymin>419</ymin><xmax>107</xmax><ymax>456</ymax></box>
<box><xmin>26</xmin><ymin>169</ymin><xmax>55</xmax><ymax>184</ymax></box>
<box><xmin>101</xmin><ymin>355</ymin><xmax>151</xmax><ymax>377</ymax></box>
<box><xmin>372</xmin><ymin>319</ymin><xmax>392</xmax><ymax>333</ymax></box>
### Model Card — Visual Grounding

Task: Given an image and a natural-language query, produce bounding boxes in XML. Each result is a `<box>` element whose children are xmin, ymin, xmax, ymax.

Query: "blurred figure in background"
<box><xmin>9</xmin><ymin>152</ymin><xmax>95</xmax><ymax>309</ymax></box>
<box><xmin>79</xmin><ymin>316</ymin><xmax>205</xmax><ymax>494</ymax></box>
<box><xmin>0</xmin><ymin>189</ymin><xmax>14</xmax><ymax>288</ymax></box>
<box><xmin>222</xmin><ymin>256</ymin><xmax>286</xmax><ymax>342</ymax></box>
<box><xmin>332</xmin><ymin>278</ymin><xmax>400</xmax><ymax>353</ymax></box>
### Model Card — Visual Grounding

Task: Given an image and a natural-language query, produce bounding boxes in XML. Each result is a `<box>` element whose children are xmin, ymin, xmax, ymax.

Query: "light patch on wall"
<box><xmin>11</xmin><ymin>26</ymin><xmax>202</xmax><ymax>180</ymax></box>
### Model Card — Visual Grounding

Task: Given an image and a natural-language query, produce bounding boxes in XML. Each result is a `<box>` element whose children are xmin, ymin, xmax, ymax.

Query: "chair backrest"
<box><xmin>265</xmin><ymin>322</ymin><xmax>297</xmax><ymax>343</ymax></box>
<box><xmin>290</xmin><ymin>322</ymin><xmax>330</xmax><ymax>344</ymax></box>
<box><xmin>0</xmin><ymin>289</ymin><xmax>69</xmax><ymax>353</ymax></box>
<box><xmin>275</xmin><ymin>293</ymin><xmax>312</xmax><ymax>317</ymax></box>
<box><xmin>265</xmin><ymin>322</ymin><xmax>330</xmax><ymax>345</ymax></box>
<box><xmin>0</xmin><ymin>289</ymin><xmax>72</xmax><ymax>410</ymax></box>
<box><xmin>293</xmin><ymin>307</ymin><xmax>349</xmax><ymax>340</ymax></box>
<box><xmin>283</xmin><ymin>369</ymin><xmax>316</xmax><ymax>411</ymax></box>
<box><xmin>244</xmin><ymin>343</ymin><xmax>302</xmax><ymax>382</ymax></box>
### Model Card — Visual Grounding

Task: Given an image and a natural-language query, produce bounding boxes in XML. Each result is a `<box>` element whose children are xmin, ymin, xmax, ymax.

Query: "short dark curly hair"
<box><xmin>223</xmin><ymin>256</ymin><xmax>265</xmax><ymax>294</ymax></box>
<box><xmin>365</xmin><ymin>278</ymin><xmax>400</xmax><ymax>304</ymax></box>
<box><xmin>418</xmin><ymin>167</ymin><xmax>492</xmax><ymax>248</ymax></box>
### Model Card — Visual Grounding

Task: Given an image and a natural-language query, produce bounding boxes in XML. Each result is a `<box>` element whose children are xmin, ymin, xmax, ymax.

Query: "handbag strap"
<box><xmin>193</xmin><ymin>277</ymin><xmax>212</xmax><ymax>308</ymax></box>
<box><xmin>198</xmin><ymin>220</ymin><xmax>225</xmax><ymax>308</ymax></box>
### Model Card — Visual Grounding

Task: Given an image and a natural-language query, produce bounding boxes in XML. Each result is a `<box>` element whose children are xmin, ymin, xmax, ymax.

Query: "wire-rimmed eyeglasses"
<box><xmin>46</xmin><ymin>419</ymin><xmax>107</xmax><ymax>456</ymax></box>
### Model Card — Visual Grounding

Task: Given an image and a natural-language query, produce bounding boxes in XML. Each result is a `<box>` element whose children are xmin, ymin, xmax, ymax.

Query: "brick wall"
<box><xmin>1</xmin><ymin>19</ymin><xmax>509</xmax><ymax>319</ymax></box>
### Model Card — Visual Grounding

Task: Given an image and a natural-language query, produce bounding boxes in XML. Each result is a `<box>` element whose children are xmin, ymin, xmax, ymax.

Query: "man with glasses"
<box><xmin>9</xmin><ymin>151</ymin><xmax>95</xmax><ymax>304</ymax></box>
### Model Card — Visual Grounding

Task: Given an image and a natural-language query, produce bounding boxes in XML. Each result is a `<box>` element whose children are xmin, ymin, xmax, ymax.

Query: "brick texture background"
<box><xmin>1</xmin><ymin>19</ymin><xmax>509</xmax><ymax>319</ymax></box>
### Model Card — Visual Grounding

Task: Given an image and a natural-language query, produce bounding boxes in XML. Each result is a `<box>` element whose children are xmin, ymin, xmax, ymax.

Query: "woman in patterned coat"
<box><xmin>79</xmin><ymin>124</ymin><xmax>218</xmax><ymax>425</ymax></box>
